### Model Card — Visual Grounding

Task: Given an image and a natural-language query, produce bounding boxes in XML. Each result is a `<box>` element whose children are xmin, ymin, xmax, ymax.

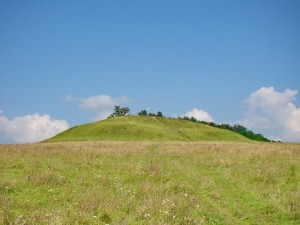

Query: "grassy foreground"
<box><xmin>0</xmin><ymin>141</ymin><xmax>299</xmax><ymax>224</ymax></box>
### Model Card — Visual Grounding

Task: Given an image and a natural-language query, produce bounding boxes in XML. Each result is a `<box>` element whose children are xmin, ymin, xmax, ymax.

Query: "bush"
<box><xmin>157</xmin><ymin>111</ymin><xmax>163</xmax><ymax>117</ymax></box>
<box><xmin>137</xmin><ymin>110</ymin><xmax>148</xmax><ymax>116</ymax></box>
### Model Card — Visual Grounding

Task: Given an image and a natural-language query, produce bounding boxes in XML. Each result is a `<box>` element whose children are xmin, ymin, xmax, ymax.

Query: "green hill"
<box><xmin>43</xmin><ymin>116</ymin><xmax>251</xmax><ymax>142</ymax></box>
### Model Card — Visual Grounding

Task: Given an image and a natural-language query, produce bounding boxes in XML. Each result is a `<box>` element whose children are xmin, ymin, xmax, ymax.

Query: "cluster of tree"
<box><xmin>180</xmin><ymin>116</ymin><xmax>270</xmax><ymax>142</ymax></box>
<box><xmin>137</xmin><ymin>110</ymin><xmax>164</xmax><ymax>117</ymax></box>
<box><xmin>108</xmin><ymin>106</ymin><xmax>164</xmax><ymax>118</ymax></box>
<box><xmin>108</xmin><ymin>106</ymin><xmax>130</xmax><ymax>118</ymax></box>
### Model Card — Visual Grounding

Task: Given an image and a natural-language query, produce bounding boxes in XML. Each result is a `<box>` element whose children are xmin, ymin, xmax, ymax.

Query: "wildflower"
<box><xmin>162</xmin><ymin>198</ymin><xmax>169</xmax><ymax>205</ymax></box>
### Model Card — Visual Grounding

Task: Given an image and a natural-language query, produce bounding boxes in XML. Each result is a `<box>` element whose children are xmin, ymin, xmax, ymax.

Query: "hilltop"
<box><xmin>43</xmin><ymin>116</ymin><xmax>251</xmax><ymax>142</ymax></box>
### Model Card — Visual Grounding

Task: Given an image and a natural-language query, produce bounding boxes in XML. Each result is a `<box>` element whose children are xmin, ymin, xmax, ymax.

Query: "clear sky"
<box><xmin>1</xmin><ymin>0</ymin><xmax>300</xmax><ymax>143</ymax></box>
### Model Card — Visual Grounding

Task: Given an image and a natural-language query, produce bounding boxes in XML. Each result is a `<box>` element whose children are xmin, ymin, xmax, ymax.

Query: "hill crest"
<box><xmin>43</xmin><ymin>116</ymin><xmax>251</xmax><ymax>142</ymax></box>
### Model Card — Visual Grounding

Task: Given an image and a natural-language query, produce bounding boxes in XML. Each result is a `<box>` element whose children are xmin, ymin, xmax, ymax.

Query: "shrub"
<box><xmin>137</xmin><ymin>110</ymin><xmax>148</xmax><ymax>116</ymax></box>
<box><xmin>157</xmin><ymin>111</ymin><xmax>163</xmax><ymax>117</ymax></box>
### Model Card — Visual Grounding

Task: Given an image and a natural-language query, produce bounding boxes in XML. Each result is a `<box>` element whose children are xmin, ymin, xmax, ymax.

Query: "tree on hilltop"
<box><xmin>157</xmin><ymin>111</ymin><xmax>163</xmax><ymax>117</ymax></box>
<box><xmin>137</xmin><ymin>109</ymin><xmax>148</xmax><ymax>116</ymax></box>
<box><xmin>108</xmin><ymin>105</ymin><xmax>130</xmax><ymax>118</ymax></box>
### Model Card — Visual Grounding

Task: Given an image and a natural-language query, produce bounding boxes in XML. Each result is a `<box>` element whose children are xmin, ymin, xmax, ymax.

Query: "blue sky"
<box><xmin>1</xmin><ymin>0</ymin><xmax>300</xmax><ymax>143</ymax></box>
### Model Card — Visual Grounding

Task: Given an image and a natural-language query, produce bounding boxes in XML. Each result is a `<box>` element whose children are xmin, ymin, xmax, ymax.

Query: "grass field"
<box><xmin>43</xmin><ymin>116</ymin><xmax>250</xmax><ymax>142</ymax></box>
<box><xmin>0</xmin><ymin>141</ymin><xmax>299</xmax><ymax>224</ymax></box>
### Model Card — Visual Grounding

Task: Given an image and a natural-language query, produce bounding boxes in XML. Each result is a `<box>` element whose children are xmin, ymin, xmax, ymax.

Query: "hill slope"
<box><xmin>43</xmin><ymin>116</ymin><xmax>251</xmax><ymax>142</ymax></box>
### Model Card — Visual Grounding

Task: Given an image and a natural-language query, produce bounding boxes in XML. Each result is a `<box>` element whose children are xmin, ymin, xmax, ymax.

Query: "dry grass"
<box><xmin>0</xmin><ymin>141</ymin><xmax>299</xmax><ymax>224</ymax></box>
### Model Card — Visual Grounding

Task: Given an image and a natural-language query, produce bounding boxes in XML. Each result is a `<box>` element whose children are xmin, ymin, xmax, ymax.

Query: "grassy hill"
<box><xmin>43</xmin><ymin>116</ymin><xmax>251</xmax><ymax>142</ymax></box>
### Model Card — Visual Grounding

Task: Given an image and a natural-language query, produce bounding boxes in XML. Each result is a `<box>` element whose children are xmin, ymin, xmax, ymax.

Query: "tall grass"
<box><xmin>0</xmin><ymin>141</ymin><xmax>299</xmax><ymax>224</ymax></box>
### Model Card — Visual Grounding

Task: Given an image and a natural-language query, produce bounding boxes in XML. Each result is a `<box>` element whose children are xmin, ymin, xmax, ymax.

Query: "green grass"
<box><xmin>43</xmin><ymin>116</ymin><xmax>251</xmax><ymax>142</ymax></box>
<box><xmin>1</xmin><ymin>141</ymin><xmax>299</xmax><ymax>224</ymax></box>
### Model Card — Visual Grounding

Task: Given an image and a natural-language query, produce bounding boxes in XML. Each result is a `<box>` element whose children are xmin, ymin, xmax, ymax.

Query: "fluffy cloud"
<box><xmin>92</xmin><ymin>110</ymin><xmax>114</xmax><ymax>121</ymax></box>
<box><xmin>65</xmin><ymin>94</ymin><xmax>131</xmax><ymax>121</ymax></box>
<box><xmin>183</xmin><ymin>108</ymin><xmax>214</xmax><ymax>122</ymax></box>
<box><xmin>238</xmin><ymin>87</ymin><xmax>300</xmax><ymax>142</ymax></box>
<box><xmin>64</xmin><ymin>95</ymin><xmax>80</xmax><ymax>102</ymax></box>
<box><xmin>80</xmin><ymin>95</ymin><xmax>130</xmax><ymax>110</ymax></box>
<box><xmin>0</xmin><ymin>111</ymin><xmax>69</xmax><ymax>144</ymax></box>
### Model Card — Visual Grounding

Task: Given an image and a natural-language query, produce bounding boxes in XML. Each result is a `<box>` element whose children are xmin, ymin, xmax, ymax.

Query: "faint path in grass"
<box><xmin>152</xmin><ymin>117</ymin><xmax>192</xmax><ymax>141</ymax></box>
<box><xmin>170</xmin><ymin>150</ymin><xmax>297</xmax><ymax>225</ymax></box>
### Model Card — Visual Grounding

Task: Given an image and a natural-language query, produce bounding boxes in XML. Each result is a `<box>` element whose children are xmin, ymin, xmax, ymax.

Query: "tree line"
<box><xmin>179</xmin><ymin>116</ymin><xmax>271</xmax><ymax>142</ymax></box>
<box><xmin>108</xmin><ymin>106</ymin><xmax>164</xmax><ymax>118</ymax></box>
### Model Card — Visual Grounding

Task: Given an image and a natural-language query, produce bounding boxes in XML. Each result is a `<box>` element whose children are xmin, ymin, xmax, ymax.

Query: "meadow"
<box><xmin>0</xmin><ymin>141</ymin><xmax>299</xmax><ymax>224</ymax></box>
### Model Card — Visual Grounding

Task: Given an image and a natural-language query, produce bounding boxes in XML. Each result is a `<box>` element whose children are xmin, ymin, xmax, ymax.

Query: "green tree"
<box><xmin>157</xmin><ymin>111</ymin><xmax>163</xmax><ymax>117</ymax></box>
<box><xmin>137</xmin><ymin>110</ymin><xmax>148</xmax><ymax>116</ymax></box>
<box><xmin>109</xmin><ymin>106</ymin><xmax>130</xmax><ymax>118</ymax></box>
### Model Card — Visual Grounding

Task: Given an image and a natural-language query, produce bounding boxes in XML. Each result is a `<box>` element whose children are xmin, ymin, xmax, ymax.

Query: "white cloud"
<box><xmin>65</xmin><ymin>94</ymin><xmax>131</xmax><ymax>121</ymax></box>
<box><xmin>92</xmin><ymin>110</ymin><xmax>113</xmax><ymax>121</ymax></box>
<box><xmin>80</xmin><ymin>95</ymin><xmax>130</xmax><ymax>110</ymax></box>
<box><xmin>0</xmin><ymin>111</ymin><xmax>69</xmax><ymax>144</ymax></box>
<box><xmin>238</xmin><ymin>87</ymin><xmax>300</xmax><ymax>142</ymax></box>
<box><xmin>183</xmin><ymin>108</ymin><xmax>214</xmax><ymax>122</ymax></box>
<box><xmin>64</xmin><ymin>95</ymin><xmax>80</xmax><ymax>102</ymax></box>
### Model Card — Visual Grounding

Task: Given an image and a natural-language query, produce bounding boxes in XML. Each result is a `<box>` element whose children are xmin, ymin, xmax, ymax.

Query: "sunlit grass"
<box><xmin>43</xmin><ymin>116</ymin><xmax>251</xmax><ymax>142</ymax></box>
<box><xmin>0</xmin><ymin>141</ymin><xmax>299</xmax><ymax>224</ymax></box>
